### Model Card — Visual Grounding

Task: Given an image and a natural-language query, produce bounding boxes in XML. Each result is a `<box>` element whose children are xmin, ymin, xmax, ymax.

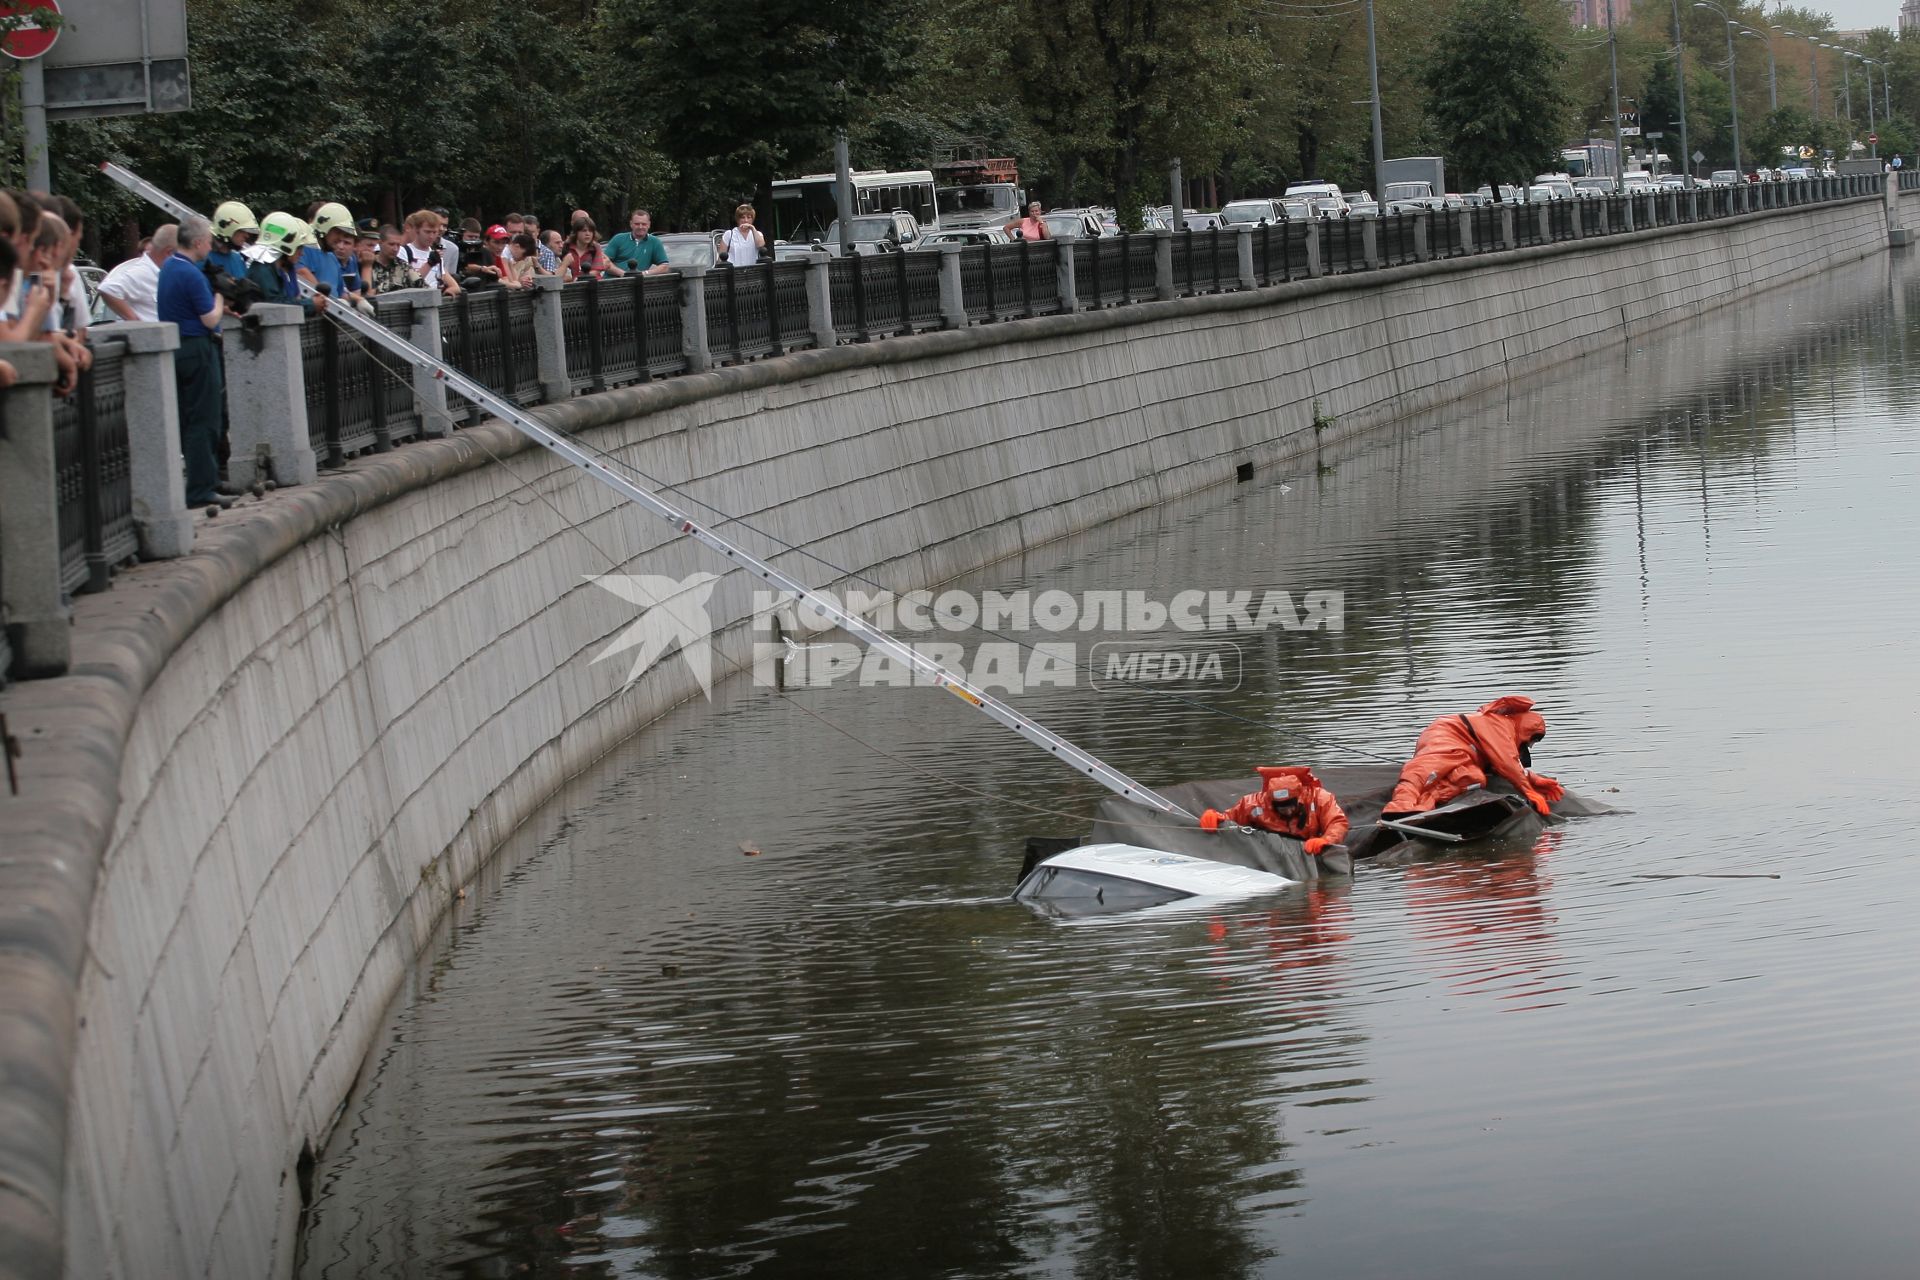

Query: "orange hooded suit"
<box><xmin>1201</xmin><ymin>766</ymin><xmax>1350</xmax><ymax>854</ymax></box>
<box><xmin>1385</xmin><ymin>696</ymin><xmax>1566</xmax><ymax>816</ymax></box>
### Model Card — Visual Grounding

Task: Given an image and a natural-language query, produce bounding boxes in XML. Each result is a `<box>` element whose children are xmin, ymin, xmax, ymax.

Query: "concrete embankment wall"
<box><xmin>4</xmin><ymin>193</ymin><xmax>1894</xmax><ymax>1279</ymax></box>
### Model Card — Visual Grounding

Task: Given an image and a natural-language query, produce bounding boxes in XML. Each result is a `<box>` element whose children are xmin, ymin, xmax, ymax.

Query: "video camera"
<box><xmin>204</xmin><ymin>262</ymin><xmax>264</xmax><ymax>315</ymax></box>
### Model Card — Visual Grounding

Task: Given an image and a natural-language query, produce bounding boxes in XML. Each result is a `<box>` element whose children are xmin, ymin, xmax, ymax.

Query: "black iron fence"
<box><xmin>0</xmin><ymin>173</ymin><xmax>1892</xmax><ymax>668</ymax></box>
<box><xmin>52</xmin><ymin>339</ymin><xmax>137</xmax><ymax>596</ymax></box>
<box><xmin>704</xmin><ymin>261</ymin><xmax>820</xmax><ymax>364</ymax></box>
<box><xmin>300</xmin><ymin>176</ymin><xmax>1885</xmax><ymax>449</ymax></box>
<box><xmin>441</xmin><ymin>288</ymin><xmax>542</xmax><ymax>424</ymax></box>
<box><xmin>1378</xmin><ymin>214</ymin><xmax>1420</xmax><ymax>266</ymax></box>
<box><xmin>1073</xmin><ymin>233</ymin><xmax>1159</xmax><ymax>305</ymax></box>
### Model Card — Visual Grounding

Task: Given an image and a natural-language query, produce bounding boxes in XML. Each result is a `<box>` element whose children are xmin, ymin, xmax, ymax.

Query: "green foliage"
<box><xmin>603</xmin><ymin>0</ymin><xmax>917</xmax><ymax>224</ymax></box>
<box><xmin>1748</xmin><ymin>106</ymin><xmax>1849</xmax><ymax>167</ymax></box>
<box><xmin>1422</xmin><ymin>0</ymin><xmax>1572</xmax><ymax>188</ymax></box>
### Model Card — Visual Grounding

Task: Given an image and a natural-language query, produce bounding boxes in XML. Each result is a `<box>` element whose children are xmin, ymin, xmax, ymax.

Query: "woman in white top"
<box><xmin>717</xmin><ymin>203</ymin><xmax>765</xmax><ymax>267</ymax></box>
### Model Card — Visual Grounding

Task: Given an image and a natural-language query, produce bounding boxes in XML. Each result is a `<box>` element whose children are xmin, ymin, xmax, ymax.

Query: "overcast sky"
<box><xmin>1806</xmin><ymin>0</ymin><xmax>1899</xmax><ymax>30</ymax></box>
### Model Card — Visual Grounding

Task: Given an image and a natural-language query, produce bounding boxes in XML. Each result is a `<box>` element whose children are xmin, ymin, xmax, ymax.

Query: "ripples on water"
<box><xmin>298</xmin><ymin>256</ymin><xmax>1920</xmax><ymax>1279</ymax></box>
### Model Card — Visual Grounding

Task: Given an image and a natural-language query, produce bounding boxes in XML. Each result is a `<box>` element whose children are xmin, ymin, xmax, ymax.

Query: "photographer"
<box><xmin>366</xmin><ymin>225</ymin><xmax>425</xmax><ymax>295</ymax></box>
<box><xmin>397</xmin><ymin>209</ymin><xmax>461</xmax><ymax>295</ymax></box>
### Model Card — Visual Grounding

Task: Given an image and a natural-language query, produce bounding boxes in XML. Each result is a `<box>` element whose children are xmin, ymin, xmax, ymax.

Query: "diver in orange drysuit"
<box><xmin>1385</xmin><ymin>695</ymin><xmax>1566</xmax><ymax>817</ymax></box>
<box><xmin>1199</xmin><ymin>766</ymin><xmax>1350</xmax><ymax>854</ymax></box>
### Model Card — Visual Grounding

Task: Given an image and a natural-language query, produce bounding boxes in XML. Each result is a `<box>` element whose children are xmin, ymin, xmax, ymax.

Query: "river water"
<box><xmin>298</xmin><ymin>250</ymin><xmax>1920</xmax><ymax>1279</ymax></box>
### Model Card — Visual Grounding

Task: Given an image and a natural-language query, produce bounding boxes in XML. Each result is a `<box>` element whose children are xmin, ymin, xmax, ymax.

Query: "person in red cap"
<box><xmin>1200</xmin><ymin>766</ymin><xmax>1350</xmax><ymax>854</ymax></box>
<box><xmin>464</xmin><ymin>224</ymin><xmax>514</xmax><ymax>288</ymax></box>
<box><xmin>1385</xmin><ymin>695</ymin><xmax>1565</xmax><ymax>817</ymax></box>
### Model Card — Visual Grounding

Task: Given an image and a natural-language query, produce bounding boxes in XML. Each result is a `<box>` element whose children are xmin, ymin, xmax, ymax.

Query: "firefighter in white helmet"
<box><xmin>209</xmin><ymin>200</ymin><xmax>258</xmax><ymax>280</ymax></box>
<box><xmin>243</xmin><ymin>212</ymin><xmax>327</xmax><ymax>315</ymax></box>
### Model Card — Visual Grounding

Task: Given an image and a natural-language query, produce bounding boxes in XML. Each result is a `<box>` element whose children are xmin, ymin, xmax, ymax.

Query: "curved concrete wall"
<box><xmin>0</xmin><ymin>195</ymin><xmax>1891</xmax><ymax>1278</ymax></box>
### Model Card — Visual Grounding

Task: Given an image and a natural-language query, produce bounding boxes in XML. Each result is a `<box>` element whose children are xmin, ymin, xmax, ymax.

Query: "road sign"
<box><xmin>1870</xmin><ymin>132</ymin><xmax>1880</xmax><ymax>144</ymax></box>
<box><xmin>1648</xmin><ymin>130</ymin><xmax>1665</xmax><ymax>140</ymax></box>
<box><xmin>1692</xmin><ymin>150</ymin><xmax>1706</xmax><ymax>164</ymax></box>
<box><xmin>44</xmin><ymin>0</ymin><xmax>190</xmax><ymax>118</ymax></box>
<box><xmin>1</xmin><ymin>0</ymin><xmax>60</xmax><ymax>61</ymax></box>
<box><xmin>1620</xmin><ymin>126</ymin><xmax>1643</xmax><ymax>137</ymax></box>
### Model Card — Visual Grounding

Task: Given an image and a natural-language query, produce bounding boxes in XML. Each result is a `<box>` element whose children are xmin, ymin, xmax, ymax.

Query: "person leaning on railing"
<box><xmin>13</xmin><ymin>201</ymin><xmax>90</xmax><ymax>393</ymax></box>
<box><xmin>503</xmin><ymin>233</ymin><xmax>541</xmax><ymax>287</ymax></box>
<box><xmin>606</xmin><ymin>208</ymin><xmax>674</xmax><ymax>276</ymax></box>
<box><xmin>157</xmin><ymin>215</ymin><xmax>230</xmax><ymax>511</ymax></box>
<box><xmin>562</xmin><ymin>217</ymin><xmax>624</xmax><ymax>281</ymax></box>
<box><xmin>364</xmin><ymin>225</ymin><xmax>426</xmax><ymax>296</ymax></box>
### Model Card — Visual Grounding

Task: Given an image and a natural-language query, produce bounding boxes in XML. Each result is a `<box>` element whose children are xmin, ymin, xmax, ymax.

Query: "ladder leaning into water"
<box><xmin>99</xmin><ymin>161</ymin><xmax>1199</xmax><ymax>822</ymax></box>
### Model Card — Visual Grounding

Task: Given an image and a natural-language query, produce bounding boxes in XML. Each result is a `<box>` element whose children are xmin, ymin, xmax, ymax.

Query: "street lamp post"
<box><xmin>1364</xmin><ymin>0</ymin><xmax>1387</xmax><ymax>207</ymax></box>
<box><xmin>1608</xmin><ymin>0</ymin><xmax>1627</xmax><ymax>193</ymax></box>
<box><xmin>1778</xmin><ymin>28</ymin><xmax>1819</xmax><ymax>118</ymax></box>
<box><xmin>1855</xmin><ymin>55</ymin><xmax>1877</xmax><ymax>159</ymax></box>
<box><xmin>1670</xmin><ymin>0</ymin><xmax>1693</xmax><ymax>186</ymax></box>
<box><xmin>1739</xmin><ymin>28</ymin><xmax>1776</xmax><ymax>113</ymax></box>
<box><xmin>1696</xmin><ymin>3</ymin><xmax>1741</xmax><ymax>177</ymax></box>
<box><xmin>1825</xmin><ymin>45</ymin><xmax>1852</xmax><ymax>132</ymax></box>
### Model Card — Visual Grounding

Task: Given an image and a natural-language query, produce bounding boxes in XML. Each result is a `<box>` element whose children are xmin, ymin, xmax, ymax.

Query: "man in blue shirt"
<box><xmin>157</xmin><ymin>215</ymin><xmax>229</xmax><ymax>509</ymax></box>
<box><xmin>605</xmin><ymin>208</ymin><xmax>673</xmax><ymax>275</ymax></box>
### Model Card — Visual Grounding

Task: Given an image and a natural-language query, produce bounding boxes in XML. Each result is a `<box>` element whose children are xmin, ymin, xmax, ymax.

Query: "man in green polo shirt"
<box><xmin>605</xmin><ymin>208</ymin><xmax>673</xmax><ymax>274</ymax></box>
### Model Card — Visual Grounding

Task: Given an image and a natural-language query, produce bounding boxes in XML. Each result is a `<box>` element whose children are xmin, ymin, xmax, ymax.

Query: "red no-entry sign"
<box><xmin>1870</xmin><ymin>133</ymin><xmax>1881</xmax><ymax>145</ymax></box>
<box><xmin>1</xmin><ymin>0</ymin><xmax>60</xmax><ymax>61</ymax></box>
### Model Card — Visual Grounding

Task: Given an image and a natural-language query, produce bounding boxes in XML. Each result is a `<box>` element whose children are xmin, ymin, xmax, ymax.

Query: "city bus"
<box><xmin>769</xmin><ymin>169</ymin><xmax>939</xmax><ymax>244</ymax></box>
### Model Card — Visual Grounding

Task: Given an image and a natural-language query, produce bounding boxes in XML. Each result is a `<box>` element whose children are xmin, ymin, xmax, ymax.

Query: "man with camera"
<box><xmin>397</xmin><ymin>209</ymin><xmax>462</xmax><ymax>295</ymax></box>
<box><xmin>365</xmin><ymin>225</ymin><xmax>425</xmax><ymax>295</ymax></box>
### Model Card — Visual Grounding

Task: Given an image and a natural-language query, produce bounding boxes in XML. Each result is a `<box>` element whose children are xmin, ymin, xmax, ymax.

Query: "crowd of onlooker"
<box><xmin>0</xmin><ymin>185</ymin><xmax>745</xmax><ymax>516</ymax></box>
<box><xmin>127</xmin><ymin>199</ymin><xmax>706</xmax><ymax>321</ymax></box>
<box><xmin>0</xmin><ymin>188</ymin><xmax>101</xmax><ymax>397</ymax></box>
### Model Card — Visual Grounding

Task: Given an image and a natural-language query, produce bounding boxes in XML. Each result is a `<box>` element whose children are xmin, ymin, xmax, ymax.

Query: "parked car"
<box><xmin>1180</xmin><ymin>211</ymin><xmax>1224</xmax><ymax>231</ymax></box>
<box><xmin>1281</xmin><ymin>199</ymin><xmax>1313</xmax><ymax>220</ymax></box>
<box><xmin>823</xmin><ymin>210</ymin><xmax>924</xmax><ymax>254</ymax></box>
<box><xmin>1472</xmin><ymin>184</ymin><xmax>1526</xmax><ymax>204</ymax></box>
<box><xmin>658</xmin><ymin>232</ymin><xmax>719</xmax><ymax>269</ymax></box>
<box><xmin>1572</xmin><ymin>177</ymin><xmax>1614</xmax><ymax>197</ymax></box>
<box><xmin>772</xmin><ymin>241</ymin><xmax>822</xmax><ymax>262</ymax></box>
<box><xmin>1345</xmin><ymin>200</ymin><xmax>1382</xmax><ymax>218</ymax></box>
<box><xmin>1309</xmin><ymin>197</ymin><xmax>1347</xmax><ymax>219</ymax></box>
<box><xmin>1220</xmin><ymin>198</ymin><xmax>1286</xmax><ymax>225</ymax></box>
<box><xmin>1038</xmin><ymin>208</ymin><xmax>1107</xmax><ymax>239</ymax></box>
<box><xmin>918</xmin><ymin>227</ymin><xmax>1012</xmax><ymax>248</ymax></box>
<box><xmin>1532</xmin><ymin>177</ymin><xmax>1576</xmax><ymax>202</ymax></box>
<box><xmin>1285</xmin><ymin>181</ymin><xmax>1344</xmax><ymax>205</ymax></box>
<box><xmin>1709</xmin><ymin>169</ymin><xmax>1742</xmax><ymax>186</ymax></box>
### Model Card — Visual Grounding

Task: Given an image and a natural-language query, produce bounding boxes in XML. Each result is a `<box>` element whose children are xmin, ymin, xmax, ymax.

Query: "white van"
<box><xmin>1284</xmin><ymin>180</ymin><xmax>1344</xmax><ymax>204</ymax></box>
